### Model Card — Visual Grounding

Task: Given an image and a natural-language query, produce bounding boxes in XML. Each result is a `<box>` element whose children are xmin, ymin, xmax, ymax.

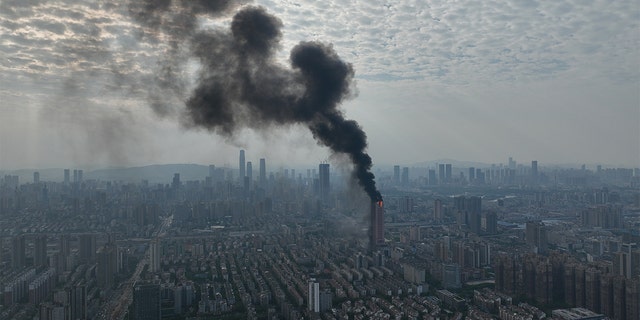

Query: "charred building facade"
<box><xmin>370</xmin><ymin>201</ymin><xmax>385</xmax><ymax>250</ymax></box>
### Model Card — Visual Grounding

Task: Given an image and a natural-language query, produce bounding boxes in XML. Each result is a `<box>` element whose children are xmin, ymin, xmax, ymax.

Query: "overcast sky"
<box><xmin>1</xmin><ymin>0</ymin><xmax>638</xmax><ymax>170</ymax></box>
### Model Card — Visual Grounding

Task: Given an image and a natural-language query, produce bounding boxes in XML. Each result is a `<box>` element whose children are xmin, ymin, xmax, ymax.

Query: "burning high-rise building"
<box><xmin>370</xmin><ymin>200</ymin><xmax>384</xmax><ymax>250</ymax></box>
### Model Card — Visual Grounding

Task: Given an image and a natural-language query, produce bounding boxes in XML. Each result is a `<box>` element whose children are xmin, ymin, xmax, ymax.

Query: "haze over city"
<box><xmin>1</xmin><ymin>1</ymin><xmax>640</xmax><ymax>320</ymax></box>
<box><xmin>1</xmin><ymin>0</ymin><xmax>638</xmax><ymax>170</ymax></box>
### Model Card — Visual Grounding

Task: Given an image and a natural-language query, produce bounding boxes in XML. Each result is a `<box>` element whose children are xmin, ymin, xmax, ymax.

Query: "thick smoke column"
<box><xmin>128</xmin><ymin>1</ymin><xmax>381</xmax><ymax>201</ymax></box>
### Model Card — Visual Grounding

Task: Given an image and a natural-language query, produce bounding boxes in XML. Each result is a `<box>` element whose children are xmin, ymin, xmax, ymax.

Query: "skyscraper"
<box><xmin>428</xmin><ymin>169</ymin><xmax>437</xmax><ymax>185</ymax></box>
<box><xmin>246</xmin><ymin>161</ymin><xmax>253</xmax><ymax>183</ymax></box>
<box><xmin>68</xmin><ymin>283</ymin><xmax>87</xmax><ymax>320</ymax></box>
<box><xmin>370</xmin><ymin>201</ymin><xmax>385</xmax><ymax>249</ymax></box>
<box><xmin>150</xmin><ymin>239</ymin><xmax>160</xmax><ymax>273</ymax></box>
<box><xmin>393</xmin><ymin>165</ymin><xmax>400</xmax><ymax>184</ymax></box>
<box><xmin>239</xmin><ymin>149</ymin><xmax>245</xmax><ymax>181</ymax></box>
<box><xmin>308</xmin><ymin>279</ymin><xmax>320</xmax><ymax>312</ymax></box>
<box><xmin>318</xmin><ymin>163</ymin><xmax>330</xmax><ymax>204</ymax></box>
<box><xmin>64</xmin><ymin>169</ymin><xmax>70</xmax><ymax>185</ymax></box>
<box><xmin>35</xmin><ymin>235</ymin><xmax>47</xmax><ymax>267</ymax></box>
<box><xmin>438</xmin><ymin>164</ymin><xmax>445</xmax><ymax>184</ymax></box>
<box><xmin>531</xmin><ymin>160</ymin><xmax>538</xmax><ymax>184</ymax></box>
<box><xmin>96</xmin><ymin>243</ymin><xmax>118</xmax><ymax>289</ymax></box>
<box><xmin>259</xmin><ymin>158</ymin><xmax>266</xmax><ymax>186</ymax></box>
<box><xmin>172</xmin><ymin>173</ymin><xmax>180</xmax><ymax>189</ymax></box>
<box><xmin>401</xmin><ymin>167</ymin><xmax>409</xmax><ymax>186</ymax></box>
<box><xmin>525</xmin><ymin>221</ymin><xmax>548</xmax><ymax>254</ymax></box>
<box><xmin>12</xmin><ymin>235</ymin><xmax>25</xmax><ymax>270</ymax></box>
<box><xmin>33</xmin><ymin>172</ymin><xmax>39</xmax><ymax>184</ymax></box>
<box><xmin>445</xmin><ymin>164</ymin><xmax>452</xmax><ymax>182</ymax></box>
<box><xmin>434</xmin><ymin>199</ymin><xmax>443</xmax><ymax>221</ymax></box>
<box><xmin>484</xmin><ymin>211</ymin><xmax>498</xmax><ymax>234</ymax></box>
<box><xmin>78</xmin><ymin>234</ymin><xmax>96</xmax><ymax>263</ymax></box>
<box><xmin>453</xmin><ymin>196</ymin><xmax>482</xmax><ymax>233</ymax></box>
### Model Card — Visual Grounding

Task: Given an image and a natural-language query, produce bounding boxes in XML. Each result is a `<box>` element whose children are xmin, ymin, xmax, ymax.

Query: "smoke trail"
<box><xmin>128</xmin><ymin>1</ymin><xmax>381</xmax><ymax>201</ymax></box>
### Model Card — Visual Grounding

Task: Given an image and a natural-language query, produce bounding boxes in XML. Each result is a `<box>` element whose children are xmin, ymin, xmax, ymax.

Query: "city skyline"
<box><xmin>0</xmin><ymin>0</ymin><xmax>638</xmax><ymax>170</ymax></box>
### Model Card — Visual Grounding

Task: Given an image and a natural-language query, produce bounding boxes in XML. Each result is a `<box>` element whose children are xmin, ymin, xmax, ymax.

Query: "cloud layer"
<box><xmin>255</xmin><ymin>0</ymin><xmax>638</xmax><ymax>84</ymax></box>
<box><xmin>0</xmin><ymin>0</ymin><xmax>638</xmax><ymax>168</ymax></box>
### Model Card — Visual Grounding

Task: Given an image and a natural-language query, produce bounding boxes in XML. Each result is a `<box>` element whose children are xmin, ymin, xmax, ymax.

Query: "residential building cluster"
<box><xmin>0</xmin><ymin>153</ymin><xmax>638</xmax><ymax>319</ymax></box>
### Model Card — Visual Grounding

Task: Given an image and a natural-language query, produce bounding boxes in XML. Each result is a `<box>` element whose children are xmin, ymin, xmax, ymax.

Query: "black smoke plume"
<box><xmin>128</xmin><ymin>1</ymin><xmax>382</xmax><ymax>201</ymax></box>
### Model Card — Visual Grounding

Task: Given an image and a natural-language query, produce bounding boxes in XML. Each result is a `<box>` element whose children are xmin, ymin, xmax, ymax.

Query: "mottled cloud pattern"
<box><xmin>256</xmin><ymin>0</ymin><xmax>639</xmax><ymax>84</ymax></box>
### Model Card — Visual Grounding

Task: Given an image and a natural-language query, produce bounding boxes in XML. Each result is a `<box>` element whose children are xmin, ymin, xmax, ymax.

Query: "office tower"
<box><xmin>508</xmin><ymin>157</ymin><xmax>516</xmax><ymax>169</ymax></box>
<box><xmin>393</xmin><ymin>165</ymin><xmax>400</xmax><ymax>184</ymax></box>
<box><xmin>308</xmin><ymin>279</ymin><xmax>320</xmax><ymax>312</ymax></box>
<box><xmin>468</xmin><ymin>167</ymin><xmax>475</xmax><ymax>183</ymax></box>
<box><xmin>239</xmin><ymin>149</ymin><xmax>245</xmax><ymax>180</ymax></box>
<box><xmin>401</xmin><ymin>167</ymin><xmax>409</xmax><ymax>186</ymax></box>
<box><xmin>35</xmin><ymin>235</ymin><xmax>47</xmax><ymax>267</ymax></box>
<box><xmin>64</xmin><ymin>169</ymin><xmax>70</xmax><ymax>185</ymax></box>
<box><xmin>97</xmin><ymin>243</ymin><xmax>118</xmax><ymax>289</ymax></box>
<box><xmin>259</xmin><ymin>158</ymin><xmax>266</xmax><ymax>186</ymax></box>
<box><xmin>475</xmin><ymin>168</ymin><xmax>485</xmax><ymax>184</ymax></box>
<box><xmin>467</xmin><ymin>196</ymin><xmax>482</xmax><ymax>234</ymax></box>
<box><xmin>77</xmin><ymin>170</ymin><xmax>82</xmax><ymax>182</ymax></box>
<box><xmin>150</xmin><ymin>239</ymin><xmax>160</xmax><ymax>273</ymax></box>
<box><xmin>58</xmin><ymin>235</ymin><xmax>70</xmax><ymax>272</ymax></box>
<box><xmin>246</xmin><ymin>161</ymin><xmax>253</xmax><ymax>183</ymax></box>
<box><xmin>434</xmin><ymin>199</ymin><xmax>443</xmax><ymax>221</ymax></box>
<box><xmin>208</xmin><ymin>165</ymin><xmax>215</xmax><ymax>178</ymax></box>
<box><xmin>445</xmin><ymin>164</ymin><xmax>452</xmax><ymax>182</ymax></box>
<box><xmin>428</xmin><ymin>169</ymin><xmax>436</xmax><ymax>185</ymax></box>
<box><xmin>78</xmin><ymin>234</ymin><xmax>96</xmax><ymax>263</ymax></box>
<box><xmin>438</xmin><ymin>164</ymin><xmax>445</xmax><ymax>184</ymax></box>
<box><xmin>531</xmin><ymin>160</ymin><xmax>538</xmax><ymax>183</ymax></box>
<box><xmin>370</xmin><ymin>201</ymin><xmax>385</xmax><ymax>249</ymax></box>
<box><xmin>318</xmin><ymin>163</ymin><xmax>330</xmax><ymax>204</ymax></box>
<box><xmin>133</xmin><ymin>283</ymin><xmax>161</xmax><ymax>320</ymax></box>
<box><xmin>73</xmin><ymin>169</ymin><xmax>78</xmax><ymax>183</ymax></box>
<box><xmin>484</xmin><ymin>211</ymin><xmax>498</xmax><ymax>234</ymax></box>
<box><xmin>33</xmin><ymin>172</ymin><xmax>39</xmax><ymax>184</ymax></box>
<box><xmin>453</xmin><ymin>196</ymin><xmax>481</xmax><ymax>233</ymax></box>
<box><xmin>12</xmin><ymin>235</ymin><xmax>26</xmax><ymax>270</ymax></box>
<box><xmin>526</xmin><ymin>221</ymin><xmax>548</xmax><ymax>254</ymax></box>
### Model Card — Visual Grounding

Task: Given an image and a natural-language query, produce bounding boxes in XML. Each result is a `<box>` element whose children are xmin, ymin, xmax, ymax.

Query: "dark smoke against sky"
<box><xmin>127</xmin><ymin>0</ymin><xmax>382</xmax><ymax>201</ymax></box>
<box><xmin>2</xmin><ymin>0</ymin><xmax>635</xmax><ymax>171</ymax></box>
